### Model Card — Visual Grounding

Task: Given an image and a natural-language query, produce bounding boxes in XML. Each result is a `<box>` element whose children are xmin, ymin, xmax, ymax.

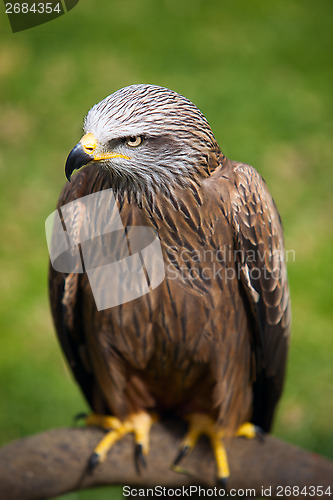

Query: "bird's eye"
<box><xmin>126</xmin><ymin>136</ymin><xmax>143</xmax><ymax>147</ymax></box>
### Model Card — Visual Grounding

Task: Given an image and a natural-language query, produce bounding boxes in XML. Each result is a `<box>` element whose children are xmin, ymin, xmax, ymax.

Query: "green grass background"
<box><xmin>0</xmin><ymin>1</ymin><xmax>332</xmax><ymax>498</ymax></box>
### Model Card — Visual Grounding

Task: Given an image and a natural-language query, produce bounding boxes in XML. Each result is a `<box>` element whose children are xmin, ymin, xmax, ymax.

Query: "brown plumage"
<box><xmin>49</xmin><ymin>84</ymin><xmax>290</xmax><ymax>473</ymax></box>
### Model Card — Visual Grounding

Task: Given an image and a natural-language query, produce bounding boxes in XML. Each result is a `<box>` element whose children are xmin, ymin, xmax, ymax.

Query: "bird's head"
<box><xmin>65</xmin><ymin>84</ymin><xmax>221</xmax><ymax>197</ymax></box>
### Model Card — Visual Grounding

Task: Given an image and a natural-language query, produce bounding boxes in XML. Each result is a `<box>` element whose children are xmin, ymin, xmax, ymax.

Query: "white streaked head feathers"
<box><xmin>83</xmin><ymin>84</ymin><xmax>220</xmax><ymax>194</ymax></box>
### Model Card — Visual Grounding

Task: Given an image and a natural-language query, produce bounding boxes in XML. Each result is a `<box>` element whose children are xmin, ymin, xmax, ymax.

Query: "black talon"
<box><xmin>173</xmin><ymin>445</ymin><xmax>190</xmax><ymax>466</ymax></box>
<box><xmin>74</xmin><ymin>412</ymin><xmax>88</xmax><ymax>423</ymax></box>
<box><xmin>217</xmin><ymin>477</ymin><xmax>228</xmax><ymax>491</ymax></box>
<box><xmin>255</xmin><ymin>425</ymin><xmax>266</xmax><ymax>442</ymax></box>
<box><xmin>135</xmin><ymin>443</ymin><xmax>147</xmax><ymax>471</ymax></box>
<box><xmin>88</xmin><ymin>452</ymin><xmax>100</xmax><ymax>470</ymax></box>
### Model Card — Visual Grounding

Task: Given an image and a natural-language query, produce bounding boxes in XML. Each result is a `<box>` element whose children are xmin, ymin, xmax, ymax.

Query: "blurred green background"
<box><xmin>0</xmin><ymin>0</ymin><xmax>332</xmax><ymax>498</ymax></box>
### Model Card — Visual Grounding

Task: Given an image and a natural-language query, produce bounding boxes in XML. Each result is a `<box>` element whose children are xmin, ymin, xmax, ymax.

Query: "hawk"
<box><xmin>49</xmin><ymin>84</ymin><xmax>291</xmax><ymax>484</ymax></box>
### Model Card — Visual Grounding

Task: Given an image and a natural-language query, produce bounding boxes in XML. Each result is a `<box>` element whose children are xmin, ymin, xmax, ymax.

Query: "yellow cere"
<box><xmin>80</xmin><ymin>133</ymin><xmax>131</xmax><ymax>161</ymax></box>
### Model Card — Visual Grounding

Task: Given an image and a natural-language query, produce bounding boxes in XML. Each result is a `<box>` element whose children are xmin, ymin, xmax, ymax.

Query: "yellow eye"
<box><xmin>126</xmin><ymin>136</ymin><xmax>143</xmax><ymax>147</ymax></box>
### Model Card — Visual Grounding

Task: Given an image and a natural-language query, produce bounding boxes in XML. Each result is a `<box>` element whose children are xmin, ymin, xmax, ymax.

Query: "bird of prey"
<box><xmin>49</xmin><ymin>84</ymin><xmax>291</xmax><ymax>484</ymax></box>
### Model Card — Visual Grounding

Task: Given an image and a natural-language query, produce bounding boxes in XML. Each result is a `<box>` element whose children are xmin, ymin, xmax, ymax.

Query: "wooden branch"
<box><xmin>0</xmin><ymin>421</ymin><xmax>332</xmax><ymax>499</ymax></box>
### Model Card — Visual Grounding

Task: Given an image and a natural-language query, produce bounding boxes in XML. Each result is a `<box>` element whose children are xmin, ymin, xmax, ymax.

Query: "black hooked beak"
<box><xmin>65</xmin><ymin>143</ymin><xmax>94</xmax><ymax>182</ymax></box>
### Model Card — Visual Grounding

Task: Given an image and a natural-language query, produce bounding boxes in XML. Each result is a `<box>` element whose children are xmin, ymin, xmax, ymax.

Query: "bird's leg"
<box><xmin>83</xmin><ymin>411</ymin><xmax>157</xmax><ymax>469</ymax></box>
<box><xmin>173</xmin><ymin>413</ymin><xmax>229</xmax><ymax>484</ymax></box>
<box><xmin>173</xmin><ymin>413</ymin><xmax>261</xmax><ymax>486</ymax></box>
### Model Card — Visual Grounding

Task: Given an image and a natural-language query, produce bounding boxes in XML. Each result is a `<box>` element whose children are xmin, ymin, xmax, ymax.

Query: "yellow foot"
<box><xmin>82</xmin><ymin>412</ymin><xmax>157</xmax><ymax>469</ymax></box>
<box><xmin>173</xmin><ymin>413</ymin><xmax>260</xmax><ymax>486</ymax></box>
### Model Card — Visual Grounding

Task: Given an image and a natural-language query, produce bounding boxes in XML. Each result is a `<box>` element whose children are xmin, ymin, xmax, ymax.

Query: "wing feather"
<box><xmin>219</xmin><ymin>161</ymin><xmax>291</xmax><ymax>431</ymax></box>
<box><xmin>48</xmin><ymin>166</ymin><xmax>112</xmax><ymax>413</ymax></box>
